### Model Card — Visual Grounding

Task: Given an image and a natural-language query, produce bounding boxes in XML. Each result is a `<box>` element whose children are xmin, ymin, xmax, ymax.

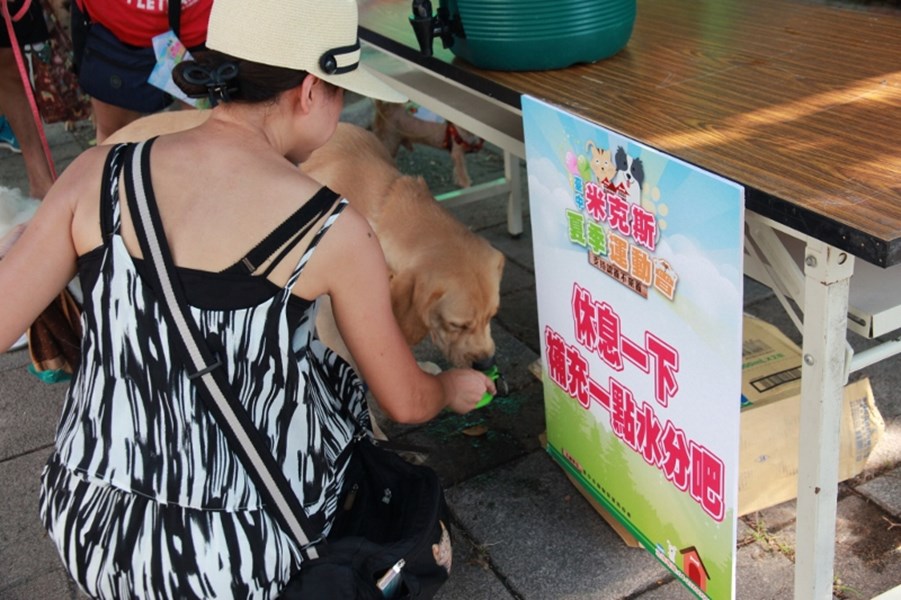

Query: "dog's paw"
<box><xmin>396</xmin><ymin>450</ymin><xmax>429</xmax><ymax>466</ymax></box>
<box><xmin>417</xmin><ymin>361</ymin><xmax>442</xmax><ymax>375</ymax></box>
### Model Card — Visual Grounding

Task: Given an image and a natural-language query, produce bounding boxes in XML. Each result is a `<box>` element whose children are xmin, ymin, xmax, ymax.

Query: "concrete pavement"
<box><xmin>1</xmin><ymin>112</ymin><xmax>899</xmax><ymax>600</ymax></box>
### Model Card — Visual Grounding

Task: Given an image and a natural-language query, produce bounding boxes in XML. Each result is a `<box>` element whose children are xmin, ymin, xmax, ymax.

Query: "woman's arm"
<box><xmin>0</xmin><ymin>224</ymin><xmax>26</xmax><ymax>258</ymax></box>
<box><xmin>308</xmin><ymin>207</ymin><xmax>493</xmax><ymax>423</ymax></box>
<box><xmin>0</xmin><ymin>159</ymin><xmax>89</xmax><ymax>352</ymax></box>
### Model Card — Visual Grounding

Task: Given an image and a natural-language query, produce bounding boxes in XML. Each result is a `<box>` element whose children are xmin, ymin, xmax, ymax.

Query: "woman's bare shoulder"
<box><xmin>318</xmin><ymin>202</ymin><xmax>377</xmax><ymax>253</ymax></box>
<box><xmin>62</xmin><ymin>144</ymin><xmax>116</xmax><ymax>182</ymax></box>
<box><xmin>49</xmin><ymin>145</ymin><xmax>112</xmax><ymax>210</ymax></box>
<box><xmin>288</xmin><ymin>202</ymin><xmax>383</xmax><ymax>300</ymax></box>
<box><xmin>61</xmin><ymin>145</ymin><xmax>124</xmax><ymax>254</ymax></box>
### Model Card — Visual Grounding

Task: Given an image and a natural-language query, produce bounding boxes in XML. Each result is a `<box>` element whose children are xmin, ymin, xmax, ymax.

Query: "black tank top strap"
<box><xmin>257</xmin><ymin>188</ymin><xmax>341</xmax><ymax>279</ymax></box>
<box><xmin>99</xmin><ymin>143</ymin><xmax>132</xmax><ymax>240</ymax></box>
<box><xmin>281</xmin><ymin>197</ymin><xmax>349</xmax><ymax>295</ymax></box>
<box><xmin>220</xmin><ymin>187</ymin><xmax>341</xmax><ymax>276</ymax></box>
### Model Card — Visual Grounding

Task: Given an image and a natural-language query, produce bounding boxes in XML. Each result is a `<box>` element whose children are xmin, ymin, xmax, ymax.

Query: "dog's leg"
<box><xmin>449</xmin><ymin>142</ymin><xmax>472</xmax><ymax>188</ymax></box>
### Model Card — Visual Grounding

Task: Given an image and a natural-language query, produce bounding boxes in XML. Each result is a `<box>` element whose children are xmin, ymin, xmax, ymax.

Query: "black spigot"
<box><xmin>409</xmin><ymin>0</ymin><xmax>455</xmax><ymax>57</ymax></box>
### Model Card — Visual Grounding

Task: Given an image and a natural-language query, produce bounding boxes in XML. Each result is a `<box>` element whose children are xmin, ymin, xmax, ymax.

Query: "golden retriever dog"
<box><xmin>302</xmin><ymin>122</ymin><xmax>504</xmax><ymax>370</ymax></box>
<box><xmin>105</xmin><ymin>112</ymin><xmax>505</xmax><ymax>370</ymax></box>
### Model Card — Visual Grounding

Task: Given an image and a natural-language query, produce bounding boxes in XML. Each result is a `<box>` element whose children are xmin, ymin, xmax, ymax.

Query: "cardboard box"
<box><xmin>738</xmin><ymin>315</ymin><xmax>884</xmax><ymax>515</ymax></box>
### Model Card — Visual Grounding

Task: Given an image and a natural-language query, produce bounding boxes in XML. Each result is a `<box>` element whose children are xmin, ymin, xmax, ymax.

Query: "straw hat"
<box><xmin>206</xmin><ymin>0</ymin><xmax>407</xmax><ymax>103</ymax></box>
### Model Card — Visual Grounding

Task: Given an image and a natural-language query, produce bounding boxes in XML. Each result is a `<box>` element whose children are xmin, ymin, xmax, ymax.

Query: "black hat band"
<box><xmin>319</xmin><ymin>40</ymin><xmax>361</xmax><ymax>75</ymax></box>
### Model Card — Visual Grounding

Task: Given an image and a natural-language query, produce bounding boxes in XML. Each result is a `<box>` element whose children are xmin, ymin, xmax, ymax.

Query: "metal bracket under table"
<box><xmin>745</xmin><ymin>211</ymin><xmax>901</xmax><ymax>598</ymax></box>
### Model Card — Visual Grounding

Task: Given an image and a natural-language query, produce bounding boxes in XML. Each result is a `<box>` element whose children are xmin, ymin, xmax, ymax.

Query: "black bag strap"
<box><xmin>168</xmin><ymin>0</ymin><xmax>180</xmax><ymax>40</ymax></box>
<box><xmin>122</xmin><ymin>138</ymin><xmax>322</xmax><ymax>561</ymax></box>
<box><xmin>78</xmin><ymin>0</ymin><xmax>180</xmax><ymax>36</ymax></box>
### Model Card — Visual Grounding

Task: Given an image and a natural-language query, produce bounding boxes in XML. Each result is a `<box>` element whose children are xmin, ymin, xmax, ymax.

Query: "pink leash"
<box><xmin>1</xmin><ymin>0</ymin><xmax>58</xmax><ymax>181</ymax></box>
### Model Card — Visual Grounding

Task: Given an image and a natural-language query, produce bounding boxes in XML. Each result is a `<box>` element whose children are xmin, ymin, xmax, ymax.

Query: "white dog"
<box><xmin>611</xmin><ymin>146</ymin><xmax>645</xmax><ymax>205</ymax></box>
<box><xmin>1</xmin><ymin>187</ymin><xmax>41</xmax><ymax>350</ymax></box>
<box><xmin>0</xmin><ymin>186</ymin><xmax>40</xmax><ymax>257</ymax></box>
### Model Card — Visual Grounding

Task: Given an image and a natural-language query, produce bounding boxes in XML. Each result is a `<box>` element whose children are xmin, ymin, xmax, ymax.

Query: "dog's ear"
<box><xmin>615</xmin><ymin>146</ymin><xmax>628</xmax><ymax>170</ymax></box>
<box><xmin>632</xmin><ymin>157</ymin><xmax>646</xmax><ymax>188</ymax></box>
<box><xmin>409</xmin><ymin>270</ymin><xmax>449</xmax><ymax>340</ymax></box>
<box><xmin>415</xmin><ymin>274</ymin><xmax>446</xmax><ymax>325</ymax></box>
<box><xmin>388</xmin><ymin>268</ymin><xmax>432</xmax><ymax>346</ymax></box>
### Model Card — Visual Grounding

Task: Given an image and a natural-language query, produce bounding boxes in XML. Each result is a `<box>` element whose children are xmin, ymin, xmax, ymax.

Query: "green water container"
<box><xmin>439</xmin><ymin>0</ymin><xmax>636</xmax><ymax>71</ymax></box>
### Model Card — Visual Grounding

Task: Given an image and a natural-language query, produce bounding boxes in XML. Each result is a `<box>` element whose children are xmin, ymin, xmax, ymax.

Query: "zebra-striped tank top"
<box><xmin>39</xmin><ymin>142</ymin><xmax>369</xmax><ymax>599</ymax></box>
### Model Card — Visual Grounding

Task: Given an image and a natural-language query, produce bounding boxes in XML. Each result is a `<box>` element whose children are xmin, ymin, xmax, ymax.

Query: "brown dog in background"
<box><xmin>372</xmin><ymin>100</ymin><xmax>483</xmax><ymax>189</ymax></box>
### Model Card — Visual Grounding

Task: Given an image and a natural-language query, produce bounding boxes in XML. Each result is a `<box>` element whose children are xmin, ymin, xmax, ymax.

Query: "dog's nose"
<box><xmin>472</xmin><ymin>356</ymin><xmax>495</xmax><ymax>371</ymax></box>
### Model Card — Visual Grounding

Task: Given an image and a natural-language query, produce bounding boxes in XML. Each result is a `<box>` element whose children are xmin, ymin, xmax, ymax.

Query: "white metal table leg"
<box><xmin>794</xmin><ymin>241</ymin><xmax>855</xmax><ymax>599</ymax></box>
<box><xmin>504</xmin><ymin>151</ymin><xmax>524</xmax><ymax>237</ymax></box>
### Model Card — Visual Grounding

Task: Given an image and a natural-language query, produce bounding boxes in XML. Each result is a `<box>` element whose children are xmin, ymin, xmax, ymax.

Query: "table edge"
<box><xmin>360</xmin><ymin>28</ymin><xmax>900</xmax><ymax>269</ymax></box>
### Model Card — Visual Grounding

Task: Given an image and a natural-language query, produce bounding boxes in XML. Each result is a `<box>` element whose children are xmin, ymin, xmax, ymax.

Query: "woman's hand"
<box><xmin>439</xmin><ymin>368</ymin><xmax>497</xmax><ymax>415</ymax></box>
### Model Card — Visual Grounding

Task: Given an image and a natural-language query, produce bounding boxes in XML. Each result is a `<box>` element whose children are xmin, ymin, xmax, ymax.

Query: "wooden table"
<box><xmin>358</xmin><ymin>1</ymin><xmax>901</xmax><ymax>597</ymax></box>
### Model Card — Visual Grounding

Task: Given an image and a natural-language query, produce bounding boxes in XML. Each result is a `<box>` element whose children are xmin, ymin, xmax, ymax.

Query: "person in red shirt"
<box><xmin>72</xmin><ymin>0</ymin><xmax>212</xmax><ymax>143</ymax></box>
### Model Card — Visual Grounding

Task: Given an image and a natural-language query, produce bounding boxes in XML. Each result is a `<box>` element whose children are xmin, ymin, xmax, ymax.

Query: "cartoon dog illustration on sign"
<box><xmin>612</xmin><ymin>146</ymin><xmax>645</xmax><ymax>205</ymax></box>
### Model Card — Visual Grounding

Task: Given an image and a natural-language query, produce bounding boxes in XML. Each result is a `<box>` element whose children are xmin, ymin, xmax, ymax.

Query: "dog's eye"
<box><xmin>448</xmin><ymin>322</ymin><xmax>470</xmax><ymax>332</ymax></box>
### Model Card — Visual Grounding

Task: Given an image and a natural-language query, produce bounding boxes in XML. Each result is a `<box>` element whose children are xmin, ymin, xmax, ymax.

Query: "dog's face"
<box><xmin>587</xmin><ymin>143</ymin><xmax>616</xmax><ymax>183</ymax></box>
<box><xmin>612</xmin><ymin>146</ymin><xmax>645</xmax><ymax>202</ymax></box>
<box><xmin>392</xmin><ymin>246</ymin><xmax>504</xmax><ymax>368</ymax></box>
<box><xmin>427</xmin><ymin>251</ymin><xmax>504</xmax><ymax>367</ymax></box>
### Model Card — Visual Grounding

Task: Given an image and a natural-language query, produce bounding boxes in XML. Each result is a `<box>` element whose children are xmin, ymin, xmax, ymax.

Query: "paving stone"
<box><xmin>0</xmin><ymin>363</ymin><xmax>66</xmax><ymax>461</ymax></box>
<box><xmin>0</xmin><ymin>449</ymin><xmax>66</xmax><ymax>592</ymax></box>
<box><xmin>773</xmin><ymin>494</ymin><xmax>901</xmax><ymax>600</ymax></box>
<box><xmin>434</xmin><ymin>524</ymin><xmax>517</xmax><ymax>600</ymax></box>
<box><xmin>634</xmin><ymin>541</ymin><xmax>795</xmax><ymax>599</ymax></box>
<box><xmin>499</xmin><ymin>258</ymin><xmax>537</xmax><ymax>297</ymax></box>
<box><xmin>856</xmin><ymin>466</ymin><xmax>901</xmax><ymax>517</ymax></box>
<box><xmin>484</xmin><ymin>221</ymin><xmax>536</xmax><ymax>273</ymax></box>
<box><xmin>446</xmin><ymin>451</ymin><xmax>670</xmax><ymax>599</ymax></box>
<box><xmin>494</xmin><ymin>288</ymin><xmax>541</xmax><ymax>355</ymax></box>
<box><xmin>396</xmin><ymin>380</ymin><xmax>547</xmax><ymax>487</ymax></box>
<box><xmin>0</xmin><ymin>567</ymin><xmax>80</xmax><ymax>600</ymax></box>
<box><xmin>0</xmin><ymin>347</ymin><xmax>30</xmax><ymax>372</ymax></box>
<box><xmin>742</xmin><ymin>499</ymin><xmax>803</xmax><ymax>536</ymax></box>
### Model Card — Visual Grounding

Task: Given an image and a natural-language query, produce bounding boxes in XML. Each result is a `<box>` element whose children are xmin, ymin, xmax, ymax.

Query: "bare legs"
<box><xmin>0</xmin><ymin>48</ymin><xmax>54</xmax><ymax>199</ymax></box>
<box><xmin>90</xmin><ymin>97</ymin><xmax>145</xmax><ymax>145</ymax></box>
